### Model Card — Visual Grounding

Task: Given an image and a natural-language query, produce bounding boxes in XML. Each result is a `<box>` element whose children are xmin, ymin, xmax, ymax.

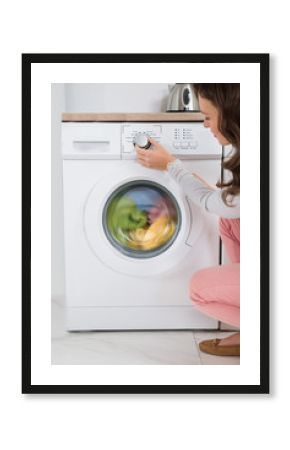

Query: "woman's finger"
<box><xmin>148</xmin><ymin>137</ymin><xmax>158</xmax><ymax>145</ymax></box>
<box><xmin>136</xmin><ymin>148</ymin><xmax>148</xmax><ymax>156</ymax></box>
<box><xmin>137</xmin><ymin>156</ymin><xmax>150</xmax><ymax>167</ymax></box>
<box><xmin>135</xmin><ymin>145</ymin><xmax>147</xmax><ymax>153</ymax></box>
<box><xmin>138</xmin><ymin>156</ymin><xmax>148</xmax><ymax>163</ymax></box>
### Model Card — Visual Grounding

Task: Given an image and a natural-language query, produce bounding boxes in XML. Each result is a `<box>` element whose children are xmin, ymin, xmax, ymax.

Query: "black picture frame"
<box><xmin>22</xmin><ymin>53</ymin><xmax>269</xmax><ymax>394</ymax></box>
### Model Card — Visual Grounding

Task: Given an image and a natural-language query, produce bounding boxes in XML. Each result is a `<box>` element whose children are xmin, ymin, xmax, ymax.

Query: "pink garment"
<box><xmin>189</xmin><ymin>218</ymin><xmax>240</xmax><ymax>327</ymax></box>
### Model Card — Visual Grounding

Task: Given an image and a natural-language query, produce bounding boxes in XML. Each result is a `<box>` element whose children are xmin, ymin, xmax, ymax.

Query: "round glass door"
<box><xmin>103</xmin><ymin>181</ymin><xmax>181</xmax><ymax>258</ymax></box>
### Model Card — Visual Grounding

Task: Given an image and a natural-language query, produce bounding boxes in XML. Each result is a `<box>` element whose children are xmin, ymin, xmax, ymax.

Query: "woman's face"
<box><xmin>198</xmin><ymin>96</ymin><xmax>230</xmax><ymax>146</ymax></box>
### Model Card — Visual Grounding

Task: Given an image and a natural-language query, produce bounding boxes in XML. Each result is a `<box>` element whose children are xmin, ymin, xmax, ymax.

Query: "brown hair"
<box><xmin>193</xmin><ymin>83</ymin><xmax>240</xmax><ymax>204</ymax></box>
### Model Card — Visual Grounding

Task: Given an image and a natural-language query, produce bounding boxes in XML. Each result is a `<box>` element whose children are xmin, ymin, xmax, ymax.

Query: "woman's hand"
<box><xmin>135</xmin><ymin>138</ymin><xmax>176</xmax><ymax>171</ymax></box>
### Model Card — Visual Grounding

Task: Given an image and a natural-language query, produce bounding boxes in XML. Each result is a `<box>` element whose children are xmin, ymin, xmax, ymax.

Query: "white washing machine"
<box><xmin>61</xmin><ymin>117</ymin><xmax>222</xmax><ymax>330</ymax></box>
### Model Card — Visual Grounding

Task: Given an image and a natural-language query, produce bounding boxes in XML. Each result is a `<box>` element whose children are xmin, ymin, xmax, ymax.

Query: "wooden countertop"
<box><xmin>62</xmin><ymin>112</ymin><xmax>204</xmax><ymax>122</ymax></box>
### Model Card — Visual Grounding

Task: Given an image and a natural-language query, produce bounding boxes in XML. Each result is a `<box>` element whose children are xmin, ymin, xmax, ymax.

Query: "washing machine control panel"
<box><xmin>122</xmin><ymin>124</ymin><xmax>162</xmax><ymax>153</ymax></box>
<box><xmin>171</xmin><ymin>126</ymin><xmax>198</xmax><ymax>151</ymax></box>
<box><xmin>122</xmin><ymin>123</ymin><xmax>221</xmax><ymax>159</ymax></box>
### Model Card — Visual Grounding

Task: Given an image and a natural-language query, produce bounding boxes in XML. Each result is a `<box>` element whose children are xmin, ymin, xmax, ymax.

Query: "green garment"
<box><xmin>107</xmin><ymin>196</ymin><xmax>147</xmax><ymax>245</ymax></box>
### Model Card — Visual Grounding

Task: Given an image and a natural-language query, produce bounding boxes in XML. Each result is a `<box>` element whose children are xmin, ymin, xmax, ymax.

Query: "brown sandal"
<box><xmin>199</xmin><ymin>338</ymin><xmax>240</xmax><ymax>356</ymax></box>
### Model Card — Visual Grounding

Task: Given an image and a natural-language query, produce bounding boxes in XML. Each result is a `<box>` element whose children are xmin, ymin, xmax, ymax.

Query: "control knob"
<box><xmin>133</xmin><ymin>132</ymin><xmax>151</xmax><ymax>150</ymax></box>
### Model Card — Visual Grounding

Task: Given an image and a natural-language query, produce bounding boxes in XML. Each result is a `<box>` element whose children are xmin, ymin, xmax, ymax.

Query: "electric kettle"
<box><xmin>166</xmin><ymin>83</ymin><xmax>199</xmax><ymax>112</ymax></box>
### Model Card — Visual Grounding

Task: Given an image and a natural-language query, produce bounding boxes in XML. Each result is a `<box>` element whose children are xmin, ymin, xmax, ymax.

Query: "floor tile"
<box><xmin>52</xmin><ymin>330</ymin><xmax>201</xmax><ymax>365</ymax></box>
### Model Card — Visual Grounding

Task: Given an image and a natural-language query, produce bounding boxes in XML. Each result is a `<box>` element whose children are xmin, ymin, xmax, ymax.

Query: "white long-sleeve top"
<box><xmin>167</xmin><ymin>159</ymin><xmax>240</xmax><ymax>219</ymax></box>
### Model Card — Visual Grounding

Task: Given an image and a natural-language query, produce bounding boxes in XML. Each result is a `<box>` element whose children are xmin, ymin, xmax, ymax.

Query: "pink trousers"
<box><xmin>189</xmin><ymin>218</ymin><xmax>240</xmax><ymax>327</ymax></box>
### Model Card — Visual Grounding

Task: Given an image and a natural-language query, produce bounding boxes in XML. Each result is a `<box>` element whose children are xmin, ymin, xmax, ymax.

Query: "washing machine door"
<box><xmin>83</xmin><ymin>164</ymin><xmax>203</xmax><ymax>276</ymax></box>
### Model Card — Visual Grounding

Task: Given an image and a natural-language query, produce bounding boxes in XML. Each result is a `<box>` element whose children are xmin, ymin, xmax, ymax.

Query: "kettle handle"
<box><xmin>182</xmin><ymin>87</ymin><xmax>191</xmax><ymax>109</ymax></box>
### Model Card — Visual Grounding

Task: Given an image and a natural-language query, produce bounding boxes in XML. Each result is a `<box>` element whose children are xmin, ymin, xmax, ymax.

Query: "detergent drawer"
<box><xmin>62</xmin><ymin>122</ymin><xmax>121</xmax><ymax>159</ymax></box>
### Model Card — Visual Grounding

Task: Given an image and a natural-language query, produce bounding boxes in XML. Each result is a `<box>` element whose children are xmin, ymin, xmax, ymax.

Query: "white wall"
<box><xmin>52</xmin><ymin>83</ymin><xmax>171</xmax><ymax>299</ymax></box>
<box><xmin>51</xmin><ymin>84</ymin><xmax>66</xmax><ymax>299</ymax></box>
<box><xmin>65</xmin><ymin>83</ymin><xmax>169</xmax><ymax>112</ymax></box>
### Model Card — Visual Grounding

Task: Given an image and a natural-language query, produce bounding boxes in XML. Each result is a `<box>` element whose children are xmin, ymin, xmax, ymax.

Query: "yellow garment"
<box><xmin>129</xmin><ymin>216</ymin><xmax>175</xmax><ymax>250</ymax></box>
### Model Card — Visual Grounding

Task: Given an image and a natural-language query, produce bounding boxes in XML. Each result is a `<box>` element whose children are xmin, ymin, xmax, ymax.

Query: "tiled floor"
<box><xmin>52</xmin><ymin>299</ymin><xmax>240</xmax><ymax>365</ymax></box>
